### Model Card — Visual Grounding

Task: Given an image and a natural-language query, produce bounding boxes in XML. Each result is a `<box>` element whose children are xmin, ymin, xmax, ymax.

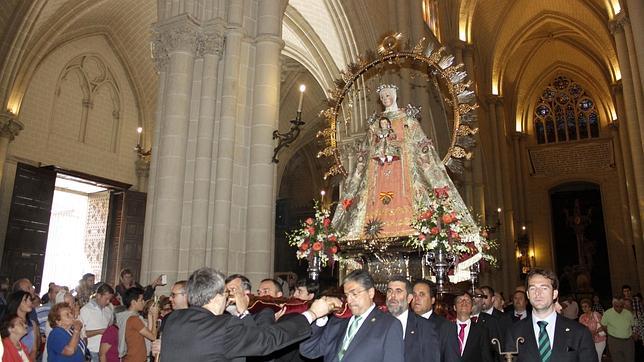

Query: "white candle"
<box><xmin>297</xmin><ymin>84</ymin><xmax>306</xmax><ymax>112</ymax></box>
<box><xmin>137</xmin><ymin>127</ymin><xmax>143</xmax><ymax>146</ymax></box>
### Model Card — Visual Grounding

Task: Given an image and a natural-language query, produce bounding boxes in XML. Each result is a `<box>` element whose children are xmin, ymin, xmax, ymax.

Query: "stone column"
<box><xmin>610</xmin><ymin>15</ymin><xmax>644</xmax><ymax>223</ymax></box>
<box><xmin>245</xmin><ymin>0</ymin><xmax>285</xmax><ymax>285</ymax></box>
<box><xmin>188</xmin><ymin>23</ymin><xmax>224</xmax><ymax>271</ymax></box>
<box><xmin>134</xmin><ymin>157</ymin><xmax>150</xmax><ymax>193</ymax></box>
<box><xmin>144</xmin><ymin>14</ymin><xmax>199</xmax><ymax>283</ymax></box>
<box><xmin>624</xmin><ymin>0</ymin><xmax>644</xmax><ymax>92</ymax></box>
<box><xmin>211</xmin><ymin>0</ymin><xmax>244</xmax><ymax>271</ymax></box>
<box><xmin>0</xmin><ymin>111</ymin><xmax>23</xmax><ymax>184</ymax></box>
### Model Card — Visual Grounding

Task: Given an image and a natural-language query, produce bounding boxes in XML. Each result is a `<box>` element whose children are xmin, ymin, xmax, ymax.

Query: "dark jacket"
<box><xmin>404</xmin><ymin>311</ymin><xmax>440</xmax><ymax>362</ymax></box>
<box><xmin>440</xmin><ymin>320</ymin><xmax>493</xmax><ymax>362</ymax></box>
<box><xmin>504</xmin><ymin>313</ymin><xmax>598</xmax><ymax>362</ymax></box>
<box><xmin>299</xmin><ymin>307</ymin><xmax>404</xmax><ymax>362</ymax></box>
<box><xmin>160</xmin><ymin>306</ymin><xmax>312</xmax><ymax>362</ymax></box>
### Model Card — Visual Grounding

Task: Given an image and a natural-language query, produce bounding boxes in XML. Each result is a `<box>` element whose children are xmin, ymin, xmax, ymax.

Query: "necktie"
<box><xmin>516</xmin><ymin>313</ymin><xmax>522</xmax><ymax>320</ymax></box>
<box><xmin>470</xmin><ymin>315</ymin><xmax>478</xmax><ymax>323</ymax></box>
<box><xmin>537</xmin><ymin>321</ymin><xmax>551</xmax><ymax>362</ymax></box>
<box><xmin>338</xmin><ymin>315</ymin><xmax>362</xmax><ymax>360</ymax></box>
<box><xmin>458</xmin><ymin>323</ymin><xmax>467</xmax><ymax>356</ymax></box>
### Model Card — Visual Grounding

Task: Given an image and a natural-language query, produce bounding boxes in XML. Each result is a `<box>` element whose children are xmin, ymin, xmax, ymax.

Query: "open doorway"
<box><xmin>40</xmin><ymin>175</ymin><xmax>110</xmax><ymax>295</ymax></box>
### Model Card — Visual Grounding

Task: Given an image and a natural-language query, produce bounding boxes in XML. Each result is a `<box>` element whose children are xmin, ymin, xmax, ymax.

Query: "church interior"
<box><xmin>0</xmin><ymin>0</ymin><xmax>642</xmax><ymax>303</ymax></box>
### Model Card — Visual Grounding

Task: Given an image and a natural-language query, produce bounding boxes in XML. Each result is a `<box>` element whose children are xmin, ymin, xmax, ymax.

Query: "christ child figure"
<box><xmin>373</xmin><ymin>116</ymin><xmax>401</xmax><ymax>164</ymax></box>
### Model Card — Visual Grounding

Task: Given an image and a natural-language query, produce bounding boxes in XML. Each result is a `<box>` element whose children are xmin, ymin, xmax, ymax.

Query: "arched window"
<box><xmin>533</xmin><ymin>76</ymin><xmax>600</xmax><ymax>144</ymax></box>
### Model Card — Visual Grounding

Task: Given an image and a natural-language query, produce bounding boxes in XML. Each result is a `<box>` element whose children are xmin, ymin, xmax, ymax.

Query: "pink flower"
<box><xmin>442</xmin><ymin>214</ymin><xmax>454</xmax><ymax>224</ymax></box>
<box><xmin>419</xmin><ymin>210</ymin><xmax>434</xmax><ymax>220</ymax></box>
<box><xmin>312</xmin><ymin>242</ymin><xmax>323</xmax><ymax>251</ymax></box>
<box><xmin>328</xmin><ymin>235</ymin><xmax>337</xmax><ymax>243</ymax></box>
<box><xmin>307</xmin><ymin>226</ymin><xmax>316</xmax><ymax>235</ymax></box>
<box><xmin>323</xmin><ymin>218</ymin><xmax>331</xmax><ymax>228</ymax></box>
<box><xmin>300</xmin><ymin>242</ymin><xmax>310</xmax><ymax>251</ymax></box>
<box><xmin>305</xmin><ymin>218</ymin><xmax>314</xmax><ymax>225</ymax></box>
<box><xmin>328</xmin><ymin>246</ymin><xmax>338</xmax><ymax>254</ymax></box>
<box><xmin>419</xmin><ymin>234</ymin><xmax>426</xmax><ymax>241</ymax></box>
<box><xmin>430</xmin><ymin>227</ymin><xmax>440</xmax><ymax>235</ymax></box>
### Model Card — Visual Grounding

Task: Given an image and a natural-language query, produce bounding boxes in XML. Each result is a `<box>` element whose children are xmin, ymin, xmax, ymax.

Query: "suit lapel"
<box><xmin>405</xmin><ymin>311</ymin><xmax>416</xmax><ymax>350</ymax></box>
<box><xmin>550</xmin><ymin>315</ymin><xmax>570</xmax><ymax>360</ymax></box>
<box><xmin>520</xmin><ymin>317</ymin><xmax>540</xmax><ymax>360</ymax></box>
<box><xmin>343</xmin><ymin>308</ymin><xmax>379</xmax><ymax>358</ymax></box>
<box><xmin>332</xmin><ymin>317</ymin><xmax>351</xmax><ymax>360</ymax></box>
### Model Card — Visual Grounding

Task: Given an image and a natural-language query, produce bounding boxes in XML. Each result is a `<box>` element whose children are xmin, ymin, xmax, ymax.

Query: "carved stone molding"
<box><xmin>152</xmin><ymin>15</ymin><xmax>201</xmax><ymax>71</ymax></box>
<box><xmin>609</xmin><ymin>13</ymin><xmax>629</xmax><ymax>35</ymax></box>
<box><xmin>0</xmin><ymin>112</ymin><xmax>24</xmax><ymax>141</ymax></box>
<box><xmin>198</xmin><ymin>32</ymin><xmax>224</xmax><ymax>57</ymax></box>
<box><xmin>135</xmin><ymin>157</ymin><xmax>151</xmax><ymax>178</ymax></box>
<box><xmin>486</xmin><ymin>94</ymin><xmax>504</xmax><ymax>105</ymax></box>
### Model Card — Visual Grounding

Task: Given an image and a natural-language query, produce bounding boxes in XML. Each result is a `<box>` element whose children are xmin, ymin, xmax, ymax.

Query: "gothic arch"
<box><xmin>491</xmin><ymin>11</ymin><xmax>619</xmax><ymax>96</ymax></box>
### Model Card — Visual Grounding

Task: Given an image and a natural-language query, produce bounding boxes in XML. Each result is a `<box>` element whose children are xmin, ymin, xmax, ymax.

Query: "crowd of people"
<box><xmin>0</xmin><ymin>267</ymin><xmax>642</xmax><ymax>362</ymax></box>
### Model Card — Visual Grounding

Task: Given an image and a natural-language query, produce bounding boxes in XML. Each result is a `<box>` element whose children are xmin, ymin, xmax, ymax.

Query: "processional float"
<box><xmin>287</xmin><ymin>33</ymin><xmax>499</xmax><ymax>297</ymax></box>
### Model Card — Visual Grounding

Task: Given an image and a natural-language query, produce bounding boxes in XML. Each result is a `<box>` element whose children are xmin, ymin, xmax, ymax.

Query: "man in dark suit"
<box><xmin>299</xmin><ymin>270</ymin><xmax>404</xmax><ymax>362</ymax></box>
<box><xmin>386</xmin><ymin>276</ymin><xmax>440</xmax><ymax>362</ymax></box>
<box><xmin>475</xmin><ymin>286</ymin><xmax>512</xmax><ymax>359</ymax></box>
<box><xmin>440</xmin><ymin>292</ymin><xmax>493</xmax><ymax>362</ymax></box>
<box><xmin>159</xmin><ymin>267</ymin><xmax>336</xmax><ymax>362</ymax></box>
<box><xmin>412</xmin><ymin>279</ymin><xmax>447</xmax><ymax>332</ymax></box>
<box><xmin>505</xmin><ymin>268</ymin><xmax>597</xmax><ymax>362</ymax></box>
<box><xmin>506</xmin><ymin>290</ymin><xmax>531</xmax><ymax>323</ymax></box>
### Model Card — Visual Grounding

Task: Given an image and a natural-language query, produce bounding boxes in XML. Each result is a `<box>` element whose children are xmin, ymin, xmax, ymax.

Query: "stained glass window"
<box><xmin>533</xmin><ymin>76</ymin><xmax>600</xmax><ymax>144</ymax></box>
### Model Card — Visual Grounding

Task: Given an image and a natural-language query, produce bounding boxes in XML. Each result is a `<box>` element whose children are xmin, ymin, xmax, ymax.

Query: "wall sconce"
<box><xmin>135</xmin><ymin>126</ymin><xmax>151</xmax><ymax>158</ymax></box>
<box><xmin>516</xmin><ymin>227</ymin><xmax>532</xmax><ymax>276</ymax></box>
<box><xmin>487</xmin><ymin>207</ymin><xmax>502</xmax><ymax>233</ymax></box>
<box><xmin>272</xmin><ymin>84</ymin><xmax>306</xmax><ymax>163</ymax></box>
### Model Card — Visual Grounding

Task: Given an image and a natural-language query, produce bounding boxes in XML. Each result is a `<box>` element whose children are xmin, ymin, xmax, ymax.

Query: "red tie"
<box><xmin>470</xmin><ymin>316</ymin><xmax>478</xmax><ymax>324</ymax></box>
<box><xmin>458</xmin><ymin>323</ymin><xmax>467</xmax><ymax>356</ymax></box>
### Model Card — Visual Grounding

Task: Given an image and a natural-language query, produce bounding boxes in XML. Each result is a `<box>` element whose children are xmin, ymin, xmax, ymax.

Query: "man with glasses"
<box><xmin>300</xmin><ymin>269</ymin><xmax>404</xmax><ymax>362</ymax></box>
<box><xmin>506</xmin><ymin>268</ymin><xmax>597</xmax><ymax>361</ymax></box>
<box><xmin>386</xmin><ymin>276</ymin><xmax>439</xmax><ymax>362</ymax></box>
<box><xmin>169</xmin><ymin>281</ymin><xmax>188</xmax><ymax>310</ymax></box>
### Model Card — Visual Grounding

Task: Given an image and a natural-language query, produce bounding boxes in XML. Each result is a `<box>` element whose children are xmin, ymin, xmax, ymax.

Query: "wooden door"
<box><xmin>104</xmin><ymin>190</ymin><xmax>147</xmax><ymax>286</ymax></box>
<box><xmin>1</xmin><ymin>163</ymin><xmax>56</xmax><ymax>291</ymax></box>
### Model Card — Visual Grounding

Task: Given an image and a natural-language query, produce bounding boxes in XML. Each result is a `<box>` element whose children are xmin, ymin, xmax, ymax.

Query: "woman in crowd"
<box><xmin>6</xmin><ymin>291</ymin><xmax>37</xmax><ymax>361</ymax></box>
<box><xmin>99</xmin><ymin>323</ymin><xmax>120</xmax><ymax>362</ymax></box>
<box><xmin>46</xmin><ymin>302</ymin><xmax>86</xmax><ymax>362</ymax></box>
<box><xmin>0</xmin><ymin>314</ymin><xmax>32</xmax><ymax>361</ymax></box>
<box><xmin>578</xmin><ymin>298</ymin><xmax>606</xmax><ymax>361</ymax></box>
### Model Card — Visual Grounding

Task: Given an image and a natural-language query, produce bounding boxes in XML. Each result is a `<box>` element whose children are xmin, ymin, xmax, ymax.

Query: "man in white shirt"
<box><xmin>299</xmin><ymin>269</ymin><xmax>404</xmax><ymax>362</ymax></box>
<box><xmin>411</xmin><ymin>279</ymin><xmax>446</xmax><ymax>332</ymax></box>
<box><xmin>80</xmin><ymin>283</ymin><xmax>115</xmax><ymax>362</ymax></box>
<box><xmin>506</xmin><ymin>268</ymin><xmax>597</xmax><ymax>362</ymax></box>
<box><xmin>386</xmin><ymin>276</ymin><xmax>439</xmax><ymax>362</ymax></box>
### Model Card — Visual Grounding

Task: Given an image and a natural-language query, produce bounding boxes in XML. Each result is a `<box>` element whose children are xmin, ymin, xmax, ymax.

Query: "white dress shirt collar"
<box><xmin>532</xmin><ymin>310</ymin><xmax>557</xmax><ymax>348</ymax></box>
<box><xmin>395</xmin><ymin>309</ymin><xmax>409</xmax><ymax>338</ymax></box>
<box><xmin>421</xmin><ymin>309</ymin><xmax>433</xmax><ymax>319</ymax></box>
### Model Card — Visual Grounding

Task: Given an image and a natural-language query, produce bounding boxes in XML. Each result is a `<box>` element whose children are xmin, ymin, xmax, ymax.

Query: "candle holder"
<box><xmin>492</xmin><ymin>337</ymin><xmax>524</xmax><ymax>361</ymax></box>
<box><xmin>272</xmin><ymin>111</ymin><xmax>305</xmax><ymax>163</ymax></box>
<box><xmin>423</xmin><ymin>249</ymin><xmax>457</xmax><ymax>297</ymax></box>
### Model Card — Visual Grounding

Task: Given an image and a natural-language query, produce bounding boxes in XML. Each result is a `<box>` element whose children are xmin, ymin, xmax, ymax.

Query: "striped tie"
<box><xmin>537</xmin><ymin>321</ymin><xmax>551</xmax><ymax>362</ymax></box>
<box><xmin>338</xmin><ymin>315</ymin><xmax>362</xmax><ymax>361</ymax></box>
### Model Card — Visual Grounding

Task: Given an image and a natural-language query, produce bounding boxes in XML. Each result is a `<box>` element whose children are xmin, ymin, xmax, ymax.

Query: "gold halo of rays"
<box><xmin>316</xmin><ymin>32</ymin><xmax>479</xmax><ymax>180</ymax></box>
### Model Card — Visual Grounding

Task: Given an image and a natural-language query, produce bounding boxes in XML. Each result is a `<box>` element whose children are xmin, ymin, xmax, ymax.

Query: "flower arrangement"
<box><xmin>287</xmin><ymin>201</ymin><xmax>343</xmax><ymax>267</ymax></box>
<box><xmin>408</xmin><ymin>186</ymin><xmax>497</xmax><ymax>267</ymax></box>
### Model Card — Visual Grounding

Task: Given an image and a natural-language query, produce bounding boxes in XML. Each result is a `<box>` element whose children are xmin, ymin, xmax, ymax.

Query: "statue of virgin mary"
<box><xmin>332</xmin><ymin>84</ymin><xmax>483</xmax><ymax>279</ymax></box>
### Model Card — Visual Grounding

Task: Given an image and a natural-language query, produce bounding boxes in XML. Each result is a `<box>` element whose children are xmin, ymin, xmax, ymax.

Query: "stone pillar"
<box><xmin>144</xmin><ymin>14</ymin><xmax>199</xmax><ymax>283</ymax></box>
<box><xmin>621</xmin><ymin>18</ymin><xmax>644</xmax><ymax>141</ymax></box>
<box><xmin>134</xmin><ymin>157</ymin><xmax>150</xmax><ymax>193</ymax></box>
<box><xmin>188</xmin><ymin>23</ymin><xmax>224</xmax><ymax>271</ymax></box>
<box><xmin>610</xmin><ymin>15</ymin><xmax>644</xmax><ymax>223</ymax></box>
<box><xmin>0</xmin><ymin>111</ymin><xmax>23</xmax><ymax>184</ymax></box>
<box><xmin>212</xmin><ymin>0</ymin><xmax>244</xmax><ymax>271</ymax></box>
<box><xmin>245</xmin><ymin>0</ymin><xmax>285</xmax><ymax>285</ymax></box>
<box><xmin>624</xmin><ymin>0</ymin><xmax>644</xmax><ymax>92</ymax></box>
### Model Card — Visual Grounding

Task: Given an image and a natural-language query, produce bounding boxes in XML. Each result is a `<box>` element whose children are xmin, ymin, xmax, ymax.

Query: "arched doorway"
<box><xmin>549</xmin><ymin>182</ymin><xmax>611</xmax><ymax>300</ymax></box>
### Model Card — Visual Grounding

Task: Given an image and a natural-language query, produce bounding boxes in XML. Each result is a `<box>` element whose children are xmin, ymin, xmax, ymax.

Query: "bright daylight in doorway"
<box><xmin>40</xmin><ymin>176</ymin><xmax>109</xmax><ymax>295</ymax></box>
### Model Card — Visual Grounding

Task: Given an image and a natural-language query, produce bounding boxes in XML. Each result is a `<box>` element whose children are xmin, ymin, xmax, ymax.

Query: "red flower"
<box><xmin>433</xmin><ymin>186</ymin><xmax>449</xmax><ymax>199</ymax></box>
<box><xmin>307</xmin><ymin>226</ymin><xmax>316</xmax><ymax>235</ymax></box>
<box><xmin>300</xmin><ymin>242</ymin><xmax>310</xmax><ymax>251</ymax></box>
<box><xmin>312</xmin><ymin>242</ymin><xmax>323</xmax><ymax>251</ymax></box>
<box><xmin>430</xmin><ymin>227</ymin><xmax>440</xmax><ymax>235</ymax></box>
<box><xmin>305</xmin><ymin>218</ymin><xmax>314</xmax><ymax>225</ymax></box>
<box><xmin>328</xmin><ymin>246</ymin><xmax>338</xmax><ymax>254</ymax></box>
<box><xmin>419</xmin><ymin>210</ymin><xmax>434</xmax><ymax>220</ymax></box>
<box><xmin>441</xmin><ymin>214</ymin><xmax>453</xmax><ymax>224</ymax></box>
<box><xmin>419</xmin><ymin>233</ymin><xmax>426</xmax><ymax>241</ymax></box>
<box><xmin>328</xmin><ymin>235</ymin><xmax>337</xmax><ymax>243</ymax></box>
<box><xmin>323</xmin><ymin>218</ymin><xmax>331</xmax><ymax>228</ymax></box>
<box><xmin>342</xmin><ymin>198</ymin><xmax>353</xmax><ymax>210</ymax></box>
<box><xmin>449</xmin><ymin>230</ymin><xmax>460</xmax><ymax>240</ymax></box>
